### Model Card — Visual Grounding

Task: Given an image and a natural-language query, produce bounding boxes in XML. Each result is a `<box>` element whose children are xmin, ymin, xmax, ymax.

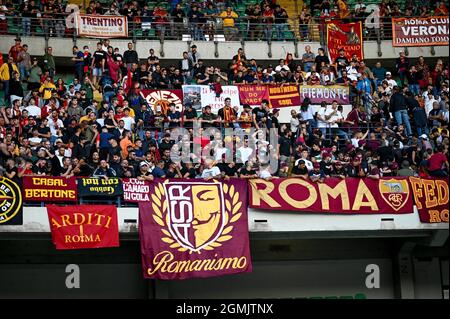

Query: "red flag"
<box><xmin>47</xmin><ymin>205</ymin><xmax>119</xmax><ymax>250</ymax></box>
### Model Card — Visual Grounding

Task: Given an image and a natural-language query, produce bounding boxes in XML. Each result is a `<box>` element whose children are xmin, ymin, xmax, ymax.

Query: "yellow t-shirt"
<box><xmin>219</xmin><ymin>11</ymin><xmax>238</xmax><ymax>28</ymax></box>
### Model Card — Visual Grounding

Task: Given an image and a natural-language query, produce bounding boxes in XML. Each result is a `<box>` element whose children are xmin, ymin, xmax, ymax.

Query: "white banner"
<box><xmin>76</xmin><ymin>14</ymin><xmax>128</xmax><ymax>38</ymax></box>
<box><xmin>182</xmin><ymin>85</ymin><xmax>240</xmax><ymax>113</ymax></box>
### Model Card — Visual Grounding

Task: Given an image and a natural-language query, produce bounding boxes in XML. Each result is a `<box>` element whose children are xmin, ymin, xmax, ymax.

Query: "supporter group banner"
<box><xmin>77</xmin><ymin>178</ymin><xmax>123</xmax><ymax>197</ymax></box>
<box><xmin>392</xmin><ymin>16</ymin><xmax>449</xmax><ymax>47</ymax></box>
<box><xmin>182</xmin><ymin>85</ymin><xmax>240</xmax><ymax>113</ymax></box>
<box><xmin>249</xmin><ymin>177</ymin><xmax>413</xmax><ymax>214</ymax></box>
<box><xmin>139</xmin><ymin>179</ymin><xmax>252</xmax><ymax>280</ymax></box>
<box><xmin>268</xmin><ymin>85</ymin><xmax>301</xmax><ymax>108</ymax></box>
<box><xmin>327</xmin><ymin>21</ymin><xmax>364</xmax><ymax>63</ymax></box>
<box><xmin>122</xmin><ymin>178</ymin><xmax>151</xmax><ymax>202</ymax></box>
<box><xmin>75</xmin><ymin>14</ymin><xmax>128</xmax><ymax>38</ymax></box>
<box><xmin>47</xmin><ymin>205</ymin><xmax>119</xmax><ymax>249</ymax></box>
<box><xmin>237</xmin><ymin>84</ymin><xmax>270</xmax><ymax>106</ymax></box>
<box><xmin>299</xmin><ymin>85</ymin><xmax>350</xmax><ymax>105</ymax></box>
<box><xmin>409</xmin><ymin>177</ymin><xmax>449</xmax><ymax>223</ymax></box>
<box><xmin>0</xmin><ymin>177</ymin><xmax>22</xmax><ymax>225</ymax></box>
<box><xmin>142</xmin><ymin>90</ymin><xmax>183</xmax><ymax>114</ymax></box>
<box><xmin>22</xmin><ymin>176</ymin><xmax>77</xmax><ymax>202</ymax></box>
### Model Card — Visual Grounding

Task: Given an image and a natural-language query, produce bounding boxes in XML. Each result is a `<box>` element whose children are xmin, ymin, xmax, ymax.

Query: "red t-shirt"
<box><xmin>428</xmin><ymin>152</ymin><xmax>447</xmax><ymax>171</ymax></box>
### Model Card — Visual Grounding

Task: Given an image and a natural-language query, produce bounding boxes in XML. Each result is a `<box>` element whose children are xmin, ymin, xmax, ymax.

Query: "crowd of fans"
<box><xmin>0</xmin><ymin>0</ymin><xmax>448</xmax><ymax>41</ymax></box>
<box><xmin>0</xmin><ymin>32</ymin><xmax>449</xmax><ymax>185</ymax></box>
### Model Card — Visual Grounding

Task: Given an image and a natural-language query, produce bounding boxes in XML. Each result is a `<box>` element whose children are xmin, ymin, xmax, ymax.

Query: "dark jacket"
<box><xmin>412</xmin><ymin>106</ymin><xmax>427</xmax><ymax>127</ymax></box>
<box><xmin>390</xmin><ymin>92</ymin><xmax>407</xmax><ymax>113</ymax></box>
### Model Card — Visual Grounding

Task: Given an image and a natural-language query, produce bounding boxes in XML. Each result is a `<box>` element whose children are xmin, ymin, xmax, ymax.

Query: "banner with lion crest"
<box><xmin>139</xmin><ymin>179</ymin><xmax>252</xmax><ymax>280</ymax></box>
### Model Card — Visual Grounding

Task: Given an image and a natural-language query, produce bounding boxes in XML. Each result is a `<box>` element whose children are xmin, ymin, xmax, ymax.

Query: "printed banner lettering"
<box><xmin>182</xmin><ymin>85</ymin><xmax>240</xmax><ymax>113</ymax></box>
<box><xmin>409</xmin><ymin>177</ymin><xmax>449</xmax><ymax>223</ymax></box>
<box><xmin>123</xmin><ymin>178</ymin><xmax>151</xmax><ymax>202</ymax></box>
<box><xmin>22</xmin><ymin>176</ymin><xmax>77</xmax><ymax>202</ymax></box>
<box><xmin>392</xmin><ymin>16</ymin><xmax>449</xmax><ymax>47</ymax></box>
<box><xmin>47</xmin><ymin>205</ymin><xmax>119</xmax><ymax>249</ymax></box>
<box><xmin>142</xmin><ymin>90</ymin><xmax>183</xmax><ymax>114</ymax></box>
<box><xmin>268</xmin><ymin>85</ymin><xmax>301</xmax><ymax>108</ymax></box>
<box><xmin>76</xmin><ymin>14</ymin><xmax>128</xmax><ymax>38</ymax></box>
<box><xmin>139</xmin><ymin>179</ymin><xmax>252</xmax><ymax>280</ymax></box>
<box><xmin>238</xmin><ymin>84</ymin><xmax>270</xmax><ymax>106</ymax></box>
<box><xmin>77</xmin><ymin>178</ymin><xmax>123</xmax><ymax>197</ymax></box>
<box><xmin>327</xmin><ymin>21</ymin><xmax>364</xmax><ymax>63</ymax></box>
<box><xmin>0</xmin><ymin>177</ymin><xmax>22</xmax><ymax>225</ymax></box>
<box><xmin>249</xmin><ymin>177</ymin><xmax>413</xmax><ymax>214</ymax></box>
<box><xmin>299</xmin><ymin>85</ymin><xmax>350</xmax><ymax>105</ymax></box>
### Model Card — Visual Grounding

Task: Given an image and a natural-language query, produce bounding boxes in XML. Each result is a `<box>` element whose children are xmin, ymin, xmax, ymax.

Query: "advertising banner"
<box><xmin>139</xmin><ymin>179</ymin><xmax>252</xmax><ymax>279</ymax></box>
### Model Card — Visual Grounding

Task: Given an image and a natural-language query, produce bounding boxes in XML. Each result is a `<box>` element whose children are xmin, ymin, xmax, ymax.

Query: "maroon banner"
<box><xmin>327</xmin><ymin>21</ymin><xmax>364</xmax><ymax>63</ymax></box>
<box><xmin>299</xmin><ymin>85</ymin><xmax>350</xmax><ymax>105</ymax></box>
<box><xmin>409</xmin><ymin>177</ymin><xmax>449</xmax><ymax>223</ymax></box>
<box><xmin>238</xmin><ymin>84</ymin><xmax>270</xmax><ymax>106</ymax></box>
<box><xmin>22</xmin><ymin>176</ymin><xmax>77</xmax><ymax>202</ymax></box>
<box><xmin>142</xmin><ymin>89</ymin><xmax>183</xmax><ymax>114</ymax></box>
<box><xmin>249</xmin><ymin>177</ymin><xmax>413</xmax><ymax>214</ymax></box>
<box><xmin>123</xmin><ymin>178</ymin><xmax>151</xmax><ymax>202</ymax></box>
<box><xmin>268</xmin><ymin>85</ymin><xmax>301</xmax><ymax>108</ymax></box>
<box><xmin>139</xmin><ymin>179</ymin><xmax>252</xmax><ymax>280</ymax></box>
<box><xmin>47</xmin><ymin>205</ymin><xmax>119</xmax><ymax>250</ymax></box>
<box><xmin>392</xmin><ymin>16</ymin><xmax>449</xmax><ymax>47</ymax></box>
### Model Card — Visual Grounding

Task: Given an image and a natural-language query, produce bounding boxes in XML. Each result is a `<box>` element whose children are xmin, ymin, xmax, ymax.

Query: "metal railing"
<box><xmin>0</xmin><ymin>15</ymin><xmax>404</xmax><ymax>42</ymax></box>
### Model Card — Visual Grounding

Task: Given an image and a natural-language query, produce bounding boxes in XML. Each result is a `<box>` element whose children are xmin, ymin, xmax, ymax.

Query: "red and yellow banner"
<box><xmin>392</xmin><ymin>16</ymin><xmax>449</xmax><ymax>47</ymax></box>
<box><xmin>268</xmin><ymin>85</ymin><xmax>301</xmax><ymax>108</ymax></box>
<box><xmin>22</xmin><ymin>176</ymin><xmax>77</xmax><ymax>202</ymax></box>
<box><xmin>238</xmin><ymin>84</ymin><xmax>270</xmax><ymax>106</ymax></box>
<box><xmin>249</xmin><ymin>177</ymin><xmax>413</xmax><ymax>214</ymax></box>
<box><xmin>139</xmin><ymin>179</ymin><xmax>252</xmax><ymax>280</ymax></box>
<box><xmin>409</xmin><ymin>177</ymin><xmax>448</xmax><ymax>223</ymax></box>
<box><xmin>47</xmin><ymin>205</ymin><xmax>119</xmax><ymax>250</ymax></box>
<box><xmin>327</xmin><ymin>21</ymin><xmax>364</xmax><ymax>63</ymax></box>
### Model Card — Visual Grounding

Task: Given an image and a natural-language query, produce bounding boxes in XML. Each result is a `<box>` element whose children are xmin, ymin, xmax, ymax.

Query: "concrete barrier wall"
<box><xmin>1</xmin><ymin>36</ymin><xmax>448</xmax><ymax>60</ymax></box>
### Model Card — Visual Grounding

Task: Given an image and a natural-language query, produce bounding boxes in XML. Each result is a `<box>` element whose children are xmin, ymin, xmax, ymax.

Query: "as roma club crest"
<box><xmin>379</xmin><ymin>179</ymin><xmax>410</xmax><ymax>212</ymax></box>
<box><xmin>151</xmin><ymin>181</ymin><xmax>243</xmax><ymax>253</ymax></box>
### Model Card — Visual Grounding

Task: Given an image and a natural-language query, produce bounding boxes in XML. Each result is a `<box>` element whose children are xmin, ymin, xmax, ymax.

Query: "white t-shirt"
<box><xmin>295</xmin><ymin>158</ymin><xmax>313</xmax><ymax>171</ymax></box>
<box><xmin>258</xmin><ymin>169</ymin><xmax>271</xmax><ymax>179</ymax></box>
<box><xmin>237</xmin><ymin>146</ymin><xmax>253</xmax><ymax>164</ymax></box>
<box><xmin>201</xmin><ymin>166</ymin><xmax>221</xmax><ymax>178</ymax></box>
<box><xmin>386</xmin><ymin>78</ymin><xmax>398</xmax><ymax>88</ymax></box>
<box><xmin>121</xmin><ymin>116</ymin><xmax>135</xmax><ymax>131</ymax></box>
<box><xmin>317</xmin><ymin>107</ymin><xmax>334</xmax><ymax>128</ymax></box>
<box><xmin>214</xmin><ymin>147</ymin><xmax>228</xmax><ymax>161</ymax></box>
<box><xmin>25</xmin><ymin>105</ymin><xmax>42</xmax><ymax>118</ymax></box>
<box><xmin>329</xmin><ymin>110</ymin><xmax>344</xmax><ymax>128</ymax></box>
<box><xmin>47</xmin><ymin>118</ymin><xmax>64</xmax><ymax>136</ymax></box>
